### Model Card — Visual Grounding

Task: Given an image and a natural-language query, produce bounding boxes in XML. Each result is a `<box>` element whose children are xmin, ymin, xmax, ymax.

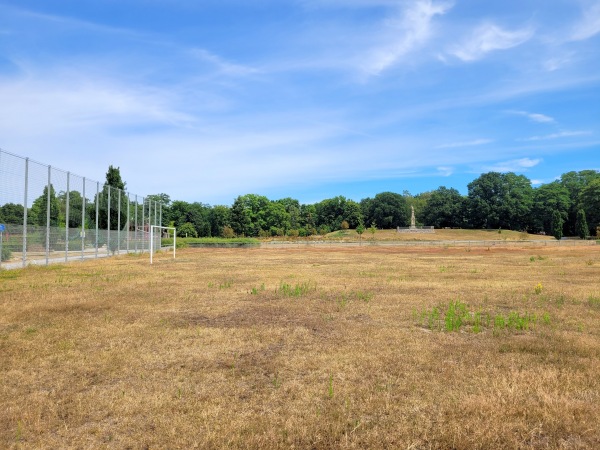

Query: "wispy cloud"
<box><xmin>450</xmin><ymin>23</ymin><xmax>534</xmax><ymax>62</ymax></box>
<box><xmin>483</xmin><ymin>157</ymin><xmax>542</xmax><ymax>172</ymax></box>
<box><xmin>436</xmin><ymin>138</ymin><xmax>492</xmax><ymax>149</ymax></box>
<box><xmin>508</xmin><ymin>110</ymin><xmax>555</xmax><ymax>123</ymax></box>
<box><xmin>570</xmin><ymin>1</ymin><xmax>600</xmax><ymax>41</ymax></box>
<box><xmin>361</xmin><ymin>0</ymin><xmax>452</xmax><ymax>75</ymax></box>
<box><xmin>437</xmin><ymin>166</ymin><xmax>454</xmax><ymax>176</ymax></box>
<box><xmin>521</xmin><ymin>130</ymin><xmax>592</xmax><ymax>141</ymax></box>
<box><xmin>190</xmin><ymin>49</ymin><xmax>260</xmax><ymax>77</ymax></box>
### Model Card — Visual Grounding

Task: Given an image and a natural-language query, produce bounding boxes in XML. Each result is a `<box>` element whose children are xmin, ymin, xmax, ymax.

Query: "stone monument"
<box><xmin>397</xmin><ymin>205</ymin><xmax>435</xmax><ymax>234</ymax></box>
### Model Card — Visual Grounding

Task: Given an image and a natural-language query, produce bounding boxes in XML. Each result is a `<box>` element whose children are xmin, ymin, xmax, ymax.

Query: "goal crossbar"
<box><xmin>150</xmin><ymin>225</ymin><xmax>176</xmax><ymax>265</ymax></box>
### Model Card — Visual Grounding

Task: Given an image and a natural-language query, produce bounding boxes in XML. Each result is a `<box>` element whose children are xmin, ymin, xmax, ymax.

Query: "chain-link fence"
<box><xmin>0</xmin><ymin>149</ymin><xmax>164</xmax><ymax>269</ymax></box>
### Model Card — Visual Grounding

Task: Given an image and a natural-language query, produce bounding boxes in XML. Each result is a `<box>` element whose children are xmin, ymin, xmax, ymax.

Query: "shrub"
<box><xmin>1</xmin><ymin>245</ymin><xmax>11</xmax><ymax>262</ymax></box>
<box><xmin>287</xmin><ymin>229</ymin><xmax>299</xmax><ymax>238</ymax></box>
<box><xmin>341</xmin><ymin>220</ymin><xmax>349</xmax><ymax>230</ymax></box>
<box><xmin>318</xmin><ymin>225</ymin><xmax>331</xmax><ymax>236</ymax></box>
<box><xmin>177</xmin><ymin>222</ymin><xmax>197</xmax><ymax>238</ymax></box>
<box><xmin>270</xmin><ymin>227</ymin><xmax>284</xmax><ymax>237</ymax></box>
<box><xmin>222</xmin><ymin>225</ymin><xmax>235</xmax><ymax>238</ymax></box>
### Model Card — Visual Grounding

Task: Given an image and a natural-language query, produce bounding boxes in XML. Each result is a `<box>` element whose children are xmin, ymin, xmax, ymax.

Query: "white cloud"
<box><xmin>450</xmin><ymin>23</ymin><xmax>534</xmax><ymax>62</ymax></box>
<box><xmin>483</xmin><ymin>157</ymin><xmax>542</xmax><ymax>172</ymax></box>
<box><xmin>361</xmin><ymin>0</ymin><xmax>452</xmax><ymax>75</ymax></box>
<box><xmin>570</xmin><ymin>1</ymin><xmax>600</xmax><ymax>41</ymax></box>
<box><xmin>543</xmin><ymin>54</ymin><xmax>573</xmax><ymax>72</ymax></box>
<box><xmin>436</xmin><ymin>138</ymin><xmax>492</xmax><ymax>149</ymax></box>
<box><xmin>190</xmin><ymin>49</ymin><xmax>260</xmax><ymax>77</ymax></box>
<box><xmin>521</xmin><ymin>130</ymin><xmax>592</xmax><ymax>141</ymax></box>
<box><xmin>437</xmin><ymin>166</ymin><xmax>453</xmax><ymax>176</ymax></box>
<box><xmin>508</xmin><ymin>110</ymin><xmax>555</xmax><ymax>123</ymax></box>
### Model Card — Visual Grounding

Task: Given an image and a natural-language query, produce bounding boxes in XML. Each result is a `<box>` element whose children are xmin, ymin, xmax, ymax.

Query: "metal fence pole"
<box><xmin>148</xmin><ymin>199</ymin><xmax>151</xmax><ymax>253</ymax></box>
<box><xmin>154</xmin><ymin>201</ymin><xmax>158</xmax><ymax>252</ymax></box>
<box><xmin>81</xmin><ymin>178</ymin><xmax>86</xmax><ymax>261</ymax></box>
<box><xmin>95</xmin><ymin>182</ymin><xmax>99</xmax><ymax>258</ymax></box>
<box><xmin>126</xmin><ymin>193</ymin><xmax>130</xmax><ymax>254</ymax></box>
<box><xmin>22</xmin><ymin>158</ymin><xmax>28</xmax><ymax>268</ymax></box>
<box><xmin>142</xmin><ymin>198</ymin><xmax>146</xmax><ymax>253</ymax></box>
<box><xmin>117</xmin><ymin>189</ymin><xmax>121</xmax><ymax>255</ymax></box>
<box><xmin>134</xmin><ymin>195</ymin><xmax>138</xmax><ymax>253</ymax></box>
<box><xmin>46</xmin><ymin>165</ymin><xmax>51</xmax><ymax>266</ymax></box>
<box><xmin>65</xmin><ymin>172</ymin><xmax>70</xmax><ymax>262</ymax></box>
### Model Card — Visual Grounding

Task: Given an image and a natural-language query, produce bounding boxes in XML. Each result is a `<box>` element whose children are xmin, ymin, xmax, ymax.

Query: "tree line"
<box><xmin>155</xmin><ymin>170</ymin><xmax>600</xmax><ymax>240</ymax></box>
<box><xmin>2</xmin><ymin>168</ymin><xmax>599</xmax><ymax>240</ymax></box>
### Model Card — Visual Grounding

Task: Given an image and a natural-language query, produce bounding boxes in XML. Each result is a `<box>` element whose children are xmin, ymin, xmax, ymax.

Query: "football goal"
<box><xmin>150</xmin><ymin>225</ymin><xmax>176</xmax><ymax>265</ymax></box>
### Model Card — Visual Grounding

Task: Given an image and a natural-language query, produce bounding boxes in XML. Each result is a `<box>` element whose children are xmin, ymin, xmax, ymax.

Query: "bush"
<box><xmin>341</xmin><ymin>220</ymin><xmax>349</xmax><ymax>230</ymax></box>
<box><xmin>177</xmin><ymin>222</ymin><xmax>197</xmax><ymax>238</ymax></box>
<box><xmin>318</xmin><ymin>225</ymin><xmax>330</xmax><ymax>235</ymax></box>
<box><xmin>222</xmin><ymin>225</ymin><xmax>235</xmax><ymax>239</ymax></box>
<box><xmin>287</xmin><ymin>229</ymin><xmax>299</xmax><ymax>238</ymax></box>
<box><xmin>1</xmin><ymin>245</ymin><xmax>11</xmax><ymax>262</ymax></box>
<box><xmin>270</xmin><ymin>227</ymin><xmax>284</xmax><ymax>237</ymax></box>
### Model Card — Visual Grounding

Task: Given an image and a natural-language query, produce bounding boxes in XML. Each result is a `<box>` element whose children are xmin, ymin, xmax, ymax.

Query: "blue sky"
<box><xmin>0</xmin><ymin>0</ymin><xmax>599</xmax><ymax>205</ymax></box>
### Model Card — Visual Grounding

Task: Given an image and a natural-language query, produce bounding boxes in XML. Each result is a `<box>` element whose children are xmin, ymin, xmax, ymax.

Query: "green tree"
<box><xmin>265</xmin><ymin>201</ymin><xmax>291</xmax><ymax>236</ymax></box>
<box><xmin>275</xmin><ymin>198</ymin><xmax>301</xmax><ymax>229</ymax></box>
<box><xmin>531</xmin><ymin>182</ymin><xmax>570</xmax><ymax>235</ymax></box>
<box><xmin>560</xmin><ymin>170</ymin><xmax>600</xmax><ymax>235</ymax></box>
<box><xmin>576</xmin><ymin>209</ymin><xmax>589</xmax><ymax>240</ymax></box>
<box><xmin>316</xmin><ymin>196</ymin><xmax>363</xmax><ymax>230</ymax></box>
<box><xmin>230</xmin><ymin>194</ymin><xmax>270</xmax><ymax>237</ymax></box>
<box><xmin>210</xmin><ymin>205</ymin><xmax>231</xmax><ymax>237</ymax></box>
<box><xmin>0</xmin><ymin>203</ymin><xmax>25</xmax><ymax>225</ymax></box>
<box><xmin>421</xmin><ymin>187</ymin><xmax>465</xmax><ymax>228</ymax></box>
<box><xmin>369</xmin><ymin>222</ymin><xmax>377</xmax><ymax>240</ymax></box>
<box><xmin>356</xmin><ymin>222</ymin><xmax>365</xmax><ymax>244</ymax></box>
<box><xmin>580</xmin><ymin>178</ymin><xmax>600</xmax><ymax>236</ymax></box>
<box><xmin>147</xmin><ymin>193</ymin><xmax>171</xmax><ymax>226</ymax></box>
<box><xmin>29</xmin><ymin>184</ymin><xmax>60</xmax><ymax>227</ymax></box>
<box><xmin>551</xmin><ymin>210</ymin><xmax>563</xmax><ymax>240</ymax></box>
<box><xmin>177</xmin><ymin>222</ymin><xmax>197</xmax><ymax>238</ymax></box>
<box><xmin>98</xmin><ymin>166</ymin><xmax>128</xmax><ymax>231</ymax></box>
<box><xmin>467</xmin><ymin>172</ymin><xmax>533</xmax><ymax>230</ymax></box>
<box><xmin>57</xmin><ymin>190</ymin><xmax>85</xmax><ymax>229</ymax></box>
<box><xmin>360</xmin><ymin>192</ymin><xmax>408</xmax><ymax>229</ymax></box>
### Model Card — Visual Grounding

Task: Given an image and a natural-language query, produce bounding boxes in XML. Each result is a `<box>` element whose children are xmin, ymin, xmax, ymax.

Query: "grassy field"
<box><xmin>1</xmin><ymin>244</ymin><xmax>600</xmax><ymax>449</ymax></box>
<box><xmin>320</xmin><ymin>228</ymin><xmax>556</xmax><ymax>242</ymax></box>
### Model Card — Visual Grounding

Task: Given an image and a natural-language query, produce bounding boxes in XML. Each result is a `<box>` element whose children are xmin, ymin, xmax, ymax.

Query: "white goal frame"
<box><xmin>150</xmin><ymin>225</ymin><xmax>176</xmax><ymax>265</ymax></box>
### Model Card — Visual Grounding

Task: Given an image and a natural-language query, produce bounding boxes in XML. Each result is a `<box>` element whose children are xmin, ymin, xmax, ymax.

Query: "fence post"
<box><xmin>46</xmin><ymin>165</ymin><xmax>51</xmax><ymax>266</ymax></box>
<box><xmin>117</xmin><ymin>189</ymin><xmax>121</xmax><ymax>255</ymax></box>
<box><xmin>126</xmin><ymin>193</ymin><xmax>130</xmax><ymax>254</ymax></box>
<box><xmin>81</xmin><ymin>177</ymin><xmax>86</xmax><ymax>261</ymax></box>
<box><xmin>95</xmin><ymin>182</ymin><xmax>99</xmax><ymax>258</ymax></box>
<box><xmin>22</xmin><ymin>158</ymin><xmax>28</xmax><ymax>268</ymax></box>
<box><xmin>134</xmin><ymin>195</ymin><xmax>138</xmax><ymax>253</ymax></box>
<box><xmin>65</xmin><ymin>172</ymin><xmax>70</xmax><ymax>262</ymax></box>
<box><xmin>148</xmin><ymin>199</ymin><xmax>151</xmax><ymax>253</ymax></box>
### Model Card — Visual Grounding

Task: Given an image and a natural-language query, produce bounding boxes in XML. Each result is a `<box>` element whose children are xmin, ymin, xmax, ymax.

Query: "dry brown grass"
<box><xmin>322</xmin><ymin>228</ymin><xmax>555</xmax><ymax>241</ymax></box>
<box><xmin>1</xmin><ymin>245</ymin><xmax>600</xmax><ymax>449</ymax></box>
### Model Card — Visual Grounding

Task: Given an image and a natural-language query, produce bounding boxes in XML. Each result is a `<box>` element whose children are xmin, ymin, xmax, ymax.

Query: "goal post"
<box><xmin>150</xmin><ymin>225</ymin><xmax>176</xmax><ymax>265</ymax></box>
